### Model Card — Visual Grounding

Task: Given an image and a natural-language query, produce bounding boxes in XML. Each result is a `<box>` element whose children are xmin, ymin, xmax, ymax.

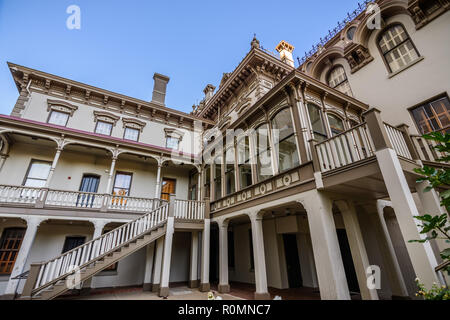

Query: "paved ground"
<box><xmin>64</xmin><ymin>286</ymin><xmax>243</xmax><ymax>300</ymax></box>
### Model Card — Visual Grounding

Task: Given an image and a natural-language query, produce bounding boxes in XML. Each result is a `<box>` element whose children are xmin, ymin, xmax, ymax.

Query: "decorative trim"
<box><xmin>121</xmin><ymin>117</ymin><xmax>146</xmax><ymax>132</ymax></box>
<box><xmin>164</xmin><ymin>128</ymin><xmax>184</xmax><ymax>141</ymax></box>
<box><xmin>93</xmin><ymin>111</ymin><xmax>120</xmax><ymax>125</ymax></box>
<box><xmin>47</xmin><ymin>99</ymin><xmax>78</xmax><ymax>116</ymax></box>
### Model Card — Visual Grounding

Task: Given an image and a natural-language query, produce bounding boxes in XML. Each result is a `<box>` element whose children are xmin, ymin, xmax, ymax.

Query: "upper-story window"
<box><xmin>237</xmin><ymin>136</ymin><xmax>252</xmax><ymax>189</ymax></box>
<box><xmin>122</xmin><ymin>118</ymin><xmax>146</xmax><ymax>142</ymax></box>
<box><xmin>164</xmin><ymin>128</ymin><xmax>183</xmax><ymax>150</ymax></box>
<box><xmin>327</xmin><ymin>66</ymin><xmax>353</xmax><ymax>97</ymax></box>
<box><xmin>46</xmin><ymin>99</ymin><xmax>78</xmax><ymax>127</ymax></box>
<box><xmin>225</xmin><ymin>147</ymin><xmax>236</xmax><ymax>195</ymax></box>
<box><xmin>271</xmin><ymin>108</ymin><xmax>299</xmax><ymax>172</ymax></box>
<box><xmin>254</xmin><ymin>123</ymin><xmax>272</xmax><ymax>182</ymax></box>
<box><xmin>346</xmin><ymin>26</ymin><xmax>356</xmax><ymax>41</ymax></box>
<box><xmin>204</xmin><ymin>164</ymin><xmax>211</xmax><ymax>199</ymax></box>
<box><xmin>214</xmin><ymin>156</ymin><xmax>222</xmax><ymax>200</ymax></box>
<box><xmin>95</xmin><ymin>121</ymin><xmax>113</xmax><ymax>135</ymax></box>
<box><xmin>307</xmin><ymin>103</ymin><xmax>328</xmax><ymax>142</ymax></box>
<box><xmin>327</xmin><ymin>114</ymin><xmax>345</xmax><ymax>136</ymax></box>
<box><xmin>378</xmin><ymin>24</ymin><xmax>420</xmax><ymax>73</ymax></box>
<box><xmin>411</xmin><ymin>96</ymin><xmax>450</xmax><ymax>134</ymax></box>
<box><xmin>24</xmin><ymin>160</ymin><xmax>51</xmax><ymax>187</ymax></box>
<box><xmin>93</xmin><ymin>111</ymin><xmax>119</xmax><ymax>136</ymax></box>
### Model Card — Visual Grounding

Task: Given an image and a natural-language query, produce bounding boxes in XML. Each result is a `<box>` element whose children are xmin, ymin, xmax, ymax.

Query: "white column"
<box><xmin>143</xmin><ymin>242</ymin><xmax>155</xmax><ymax>291</ymax></box>
<box><xmin>218</xmin><ymin>219</ymin><xmax>230</xmax><ymax>293</ymax></box>
<box><xmin>300</xmin><ymin>190</ymin><xmax>350</xmax><ymax>300</ymax></box>
<box><xmin>159</xmin><ymin>211</ymin><xmax>175</xmax><ymax>297</ymax></box>
<box><xmin>336</xmin><ymin>200</ymin><xmax>378</xmax><ymax>300</ymax></box>
<box><xmin>200</xmin><ymin>218</ymin><xmax>210</xmax><ymax>292</ymax></box>
<box><xmin>92</xmin><ymin>220</ymin><xmax>107</xmax><ymax>239</ymax></box>
<box><xmin>105</xmin><ymin>156</ymin><xmax>118</xmax><ymax>194</ymax></box>
<box><xmin>375</xmin><ymin>148</ymin><xmax>441</xmax><ymax>287</ymax></box>
<box><xmin>366</xmin><ymin>201</ymin><xmax>409</xmax><ymax>298</ymax></box>
<box><xmin>4</xmin><ymin>217</ymin><xmax>44</xmax><ymax>298</ymax></box>
<box><xmin>249</xmin><ymin>213</ymin><xmax>270</xmax><ymax>300</ymax></box>
<box><xmin>189</xmin><ymin>231</ymin><xmax>199</xmax><ymax>288</ymax></box>
<box><xmin>415</xmin><ymin>180</ymin><xmax>449</xmax><ymax>256</ymax></box>
<box><xmin>44</xmin><ymin>147</ymin><xmax>63</xmax><ymax>188</ymax></box>
<box><xmin>152</xmin><ymin>236</ymin><xmax>164</xmax><ymax>292</ymax></box>
<box><xmin>297</xmin><ymin>233</ymin><xmax>318</xmax><ymax>288</ymax></box>
<box><xmin>154</xmin><ymin>163</ymin><xmax>162</xmax><ymax>198</ymax></box>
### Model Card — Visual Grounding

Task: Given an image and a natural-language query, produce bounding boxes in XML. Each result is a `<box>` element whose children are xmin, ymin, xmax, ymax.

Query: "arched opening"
<box><xmin>327</xmin><ymin>65</ymin><xmax>353</xmax><ymax>97</ymax></box>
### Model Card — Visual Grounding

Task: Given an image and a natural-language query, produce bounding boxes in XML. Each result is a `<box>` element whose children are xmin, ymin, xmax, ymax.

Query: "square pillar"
<box><xmin>336</xmin><ymin>200</ymin><xmax>378</xmax><ymax>300</ymax></box>
<box><xmin>152</xmin><ymin>236</ymin><xmax>164</xmax><ymax>293</ymax></box>
<box><xmin>249</xmin><ymin>213</ymin><xmax>270</xmax><ymax>300</ymax></box>
<box><xmin>375</xmin><ymin>147</ymin><xmax>441</xmax><ymax>288</ymax></box>
<box><xmin>189</xmin><ymin>231</ymin><xmax>199</xmax><ymax>288</ymax></box>
<box><xmin>143</xmin><ymin>242</ymin><xmax>155</xmax><ymax>291</ymax></box>
<box><xmin>300</xmin><ymin>190</ymin><xmax>350</xmax><ymax>300</ymax></box>
<box><xmin>159</xmin><ymin>194</ymin><xmax>176</xmax><ymax>297</ymax></box>
<box><xmin>199</xmin><ymin>219</ymin><xmax>211</xmax><ymax>292</ymax></box>
<box><xmin>218</xmin><ymin>220</ymin><xmax>230</xmax><ymax>293</ymax></box>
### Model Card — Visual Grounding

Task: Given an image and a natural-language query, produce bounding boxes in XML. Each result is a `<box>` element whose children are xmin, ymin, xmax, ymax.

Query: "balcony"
<box><xmin>0</xmin><ymin>186</ymin><xmax>205</xmax><ymax>221</ymax></box>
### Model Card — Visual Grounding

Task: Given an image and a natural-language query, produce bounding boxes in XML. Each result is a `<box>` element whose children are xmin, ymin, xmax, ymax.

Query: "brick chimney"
<box><xmin>276</xmin><ymin>40</ymin><xmax>295</xmax><ymax>67</ymax></box>
<box><xmin>203</xmin><ymin>84</ymin><xmax>216</xmax><ymax>102</ymax></box>
<box><xmin>151</xmin><ymin>73</ymin><xmax>170</xmax><ymax>105</ymax></box>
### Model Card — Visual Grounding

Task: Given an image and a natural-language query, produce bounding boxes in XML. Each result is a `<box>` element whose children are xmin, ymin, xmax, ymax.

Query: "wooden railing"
<box><xmin>315</xmin><ymin>123</ymin><xmax>375</xmax><ymax>173</ymax></box>
<box><xmin>29</xmin><ymin>202</ymin><xmax>171</xmax><ymax>296</ymax></box>
<box><xmin>384</xmin><ymin>123</ymin><xmax>413</xmax><ymax>160</ymax></box>
<box><xmin>107</xmin><ymin>194</ymin><xmax>162</xmax><ymax>212</ymax></box>
<box><xmin>174</xmin><ymin>199</ymin><xmax>205</xmax><ymax>220</ymax></box>
<box><xmin>46</xmin><ymin>190</ymin><xmax>104</xmax><ymax>209</ymax></box>
<box><xmin>411</xmin><ymin>135</ymin><xmax>446</xmax><ymax>162</ymax></box>
<box><xmin>0</xmin><ymin>185</ymin><xmax>43</xmax><ymax>205</ymax></box>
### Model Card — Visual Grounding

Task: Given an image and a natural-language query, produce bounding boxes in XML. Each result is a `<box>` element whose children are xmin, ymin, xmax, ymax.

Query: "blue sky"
<box><xmin>0</xmin><ymin>0</ymin><xmax>361</xmax><ymax>115</ymax></box>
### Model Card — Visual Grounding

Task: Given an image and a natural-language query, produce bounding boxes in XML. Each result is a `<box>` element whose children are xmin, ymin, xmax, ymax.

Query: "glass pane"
<box><xmin>239</xmin><ymin>164</ymin><xmax>252</xmax><ymax>188</ymax></box>
<box><xmin>95</xmin><ymin>121</ymin><xmax>112</xmax><ymax>135</ymax></box>
<box><xmin>24</xmin><ymin>178</ymin><xmax>46</xmax><ymax>188</ymax></box>
<box><xmin>257</xmin><ymin>149</ymin><xmax>272</xmax><ymax>181</ymax></box>
<box><xmin>48</xmin><ymin>111</ymin><xmax>69</xmax><ymax>126</ymax></box>
<box><xmin>166</xmin><ymin>137</ymin><xmax>179</xmax><ymax>149</ymax></box>
<box><xmin>237</xmin><ymin>137</ymin><xmax>250</xmax><ymax>164</ymax></box>
<box><xmin>113</xmin><ymin>173</ymin><xmax>132</xmax><ymax>195</ymax></box>
<box><xmin>27</xmin><ymin>162</ymin><xmax>51</xmax><ymax>180</ymax></box>
<box><xmin>124</xmin><ymin>127</ymin><xmax>139</xmax><ymax>141</ymax></box>
<box><xmin>328</xmin><ymin>114</ymin><xmax>345</xmax><ymax>136</ymax></box>
<box><xmin>277</xmin><ymin>136</ymin><xmax>299</xmax><ymax>172</ymax></box>
<box><xmin>307</xmin><ymin>104</ymin><xmax>327</xmax><ymax>139</ymax></box>
<box><xmin>271</xmin><ymin>109</ymin><xmax>294</xmax><ymax>142</ymax></box>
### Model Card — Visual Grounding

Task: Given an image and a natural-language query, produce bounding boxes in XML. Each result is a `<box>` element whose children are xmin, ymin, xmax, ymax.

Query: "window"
<box><xmin>161</xmin><ymin>178</ymin><xmax>176</xmax><ymax>201</ymax></box>
<box><xmin>48</xmin><ymin>110</ymin><xmax>69</xmax><ymax>126</ymax></box>
<box><xmin>411</xmin><ymin>96</ymin><xmax>450</xmax><ymax>134</ymax></box>
<box><xmin>271</xmin><ymin>108</ymin><xmax>299</xmax><ymax>172</ymax></box>
<box><xmin>378</xmin><ymin>24</ymin><xmax>420</xmax><ymax>73</ymax></box>
<box><xmin>225</xmin><ymin>148</ymin><xmax>235</xmax><ymax>195</ymax></box>
<box><xmin>112</xmin><ymin>172</ymin><xmax>132</xmax><ymax>197</ymax></box>
<box><xmin>237</xmin><ymin>136</ymin><xmax>252</xmax><ymax>189</ymax></box>
<box><xmin>24</xmin><ymin>160</ymin><xmax>51</xmax><ymax>187</ymax></box>
<box><xmin>166</xmin><ymin>137</ymin><xmax>180</xmax><ymax>149</ymax></box>
<box><xmin>327</xmin><ymin>66</ymin><xmax>353</xmax><ymax>96</ymax></box>
<box><xmin>189</xmin><ymin>171</ymin><xmax>198</xmax><ymax>200</ymax></box>
<box><xmin>95</xmin><ymin>120</ymin><xmax>113</xmax><ymax>136</ymax></box>
<box><xmin>307</xmin><ymin>103</ymin><xmax>328</xmax><ymax>142</ymax></box>
<box><xmin>327</xmin><ymin>114</ymin><xmax>346</xmax><ymax>136</ymax></box>
<box><xmin>346</xmin><ymin>26</ymin><xmax>356</xmax><ymax>41</ymax></box>
<box><xmin>77</xmin><ymin>174</ymin><xmax>100</xmax><ymax>207</ymax></box>
<box><xmin>62</xmin><ymin>236</ymin><xmax>86</xmax><ymax>253</ymax></box>
<box><xmin>214</xmin><ymin>156</ymin><xmax>222</xmax><ymax>200</ymax></box>
<box><xmin>123</xmin><ymin>127</ymin><xmax>139</xmax><ymax>141</ymax></box>
<box><xmin>0</xmin><ymin>228</ymin><xmax>25</xmax><ymax>274</ymax></box>
<box><xmin>204</xmin><ymin>165</ymin><xmax>211</xmax><ymax>199</ymax></box>
<box><xmin>228</xmin><ymin>230</ymin><xmax>235</xmax><ymax>269</ymax></box>
<box><xmin>254</xmin><ymin>124</ymin><xmax>272</xmax><ymax>182</ymax></box>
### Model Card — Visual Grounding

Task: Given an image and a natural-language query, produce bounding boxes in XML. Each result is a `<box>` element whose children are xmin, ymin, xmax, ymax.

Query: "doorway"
<box><xmin>336</xmin><ymin>229</ymin><xmax>360</xmax><ymax>293</ymax></box>
<box><xmin>283</xmin><ymin>234</ymin><xmax>302</xmax><ymax>288</ymax></box>
<box><xmin>77</xmin><ymin>174</ymin><xmax>100</xmax><ymax>207</ymax></box>
<box><xmin>161</xmin><ymin>178</ymin><xmax>176</xmax><ymax>201</ymax></box>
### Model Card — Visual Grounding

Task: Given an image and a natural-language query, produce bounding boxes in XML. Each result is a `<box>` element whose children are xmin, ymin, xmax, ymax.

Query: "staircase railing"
<box><xmin>23</xmin><ymin>202</ymin><xmax>170</xmax><ymax>298</ymax></box>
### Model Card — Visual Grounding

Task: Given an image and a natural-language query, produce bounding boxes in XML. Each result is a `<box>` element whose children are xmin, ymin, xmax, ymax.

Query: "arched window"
<box><xmin>327</xmin><ymin>114</ymin><xmax>345</xmax><ymax>136</ymax></box>
<box><xmin>253</xmin><ymin>123</ymin><xmax>272</xmax><ymax>182</ymax></box>
<box><xmin>378</xmin><ymin>24</ymin><xmax>420</xmax><ymax>73</ymax></box>
<box><xmin>346</xmin><ymin>26</ymin><xmax>356</xmax><ymax>41</ymax></box>
<box><xmin>271</xmin><ymin>108</ymin><xmax>299</xmax><ymax>172</ymax></box>
<box><xmin>307</xmin><ymin>103</ymin><xmax>327</xmax><ymax>142</ymax></box>
<box><xmin>327</xmin><ymin>66</ymin><xmax>353</xmax><ymax>97</ymax></box>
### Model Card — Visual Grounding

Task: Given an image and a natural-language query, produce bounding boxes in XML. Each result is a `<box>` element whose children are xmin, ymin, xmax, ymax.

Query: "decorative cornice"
<box><xmin>47</xmin><ymin>99</ymin><xmax>78</xmax><ymax>116</ymax></box>
<box><xmin>93</xmin><ymin>110</ymin><xmax>120</xmax><ymax>125</ymax></box>
<box><xmin>122</xmin><ymin>117</ymin><xmax>147</xmax><ymax>132</ymax></box>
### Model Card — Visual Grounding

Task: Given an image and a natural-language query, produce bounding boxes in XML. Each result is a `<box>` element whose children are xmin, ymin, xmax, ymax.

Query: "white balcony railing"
<box><xmin>174</xmin><ymin>199</ymin><xmax>205</xmax><ymax>220</ymax></box>
<box><xmin>0</xmin><ymin>185</ymin><xmax>43</xmax><ymax>205</ymax></box>
<box><xmin>384</xmin><ymin>123</ymin><xmax>413</xmax><ymax>160</ymax></box>
<box><xmin>45</xmin><ymin>190</ymin><xmax>104</xmax><ymax>209</ymax></box>
<box><xmin>315</xmin><ymin>123</ymin><xmax>375</xmax><ymax>173</ymax></box>
<box><xmin>107</xmin><ymin>195</ymin><xmax>162</xmax><ymax>212</ymax></box>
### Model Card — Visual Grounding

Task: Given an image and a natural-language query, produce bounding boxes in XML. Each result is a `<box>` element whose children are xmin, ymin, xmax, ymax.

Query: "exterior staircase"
<box><xmin>20</xmin><ymin>201</ymin><xmax>173</xmax><ymax>300</ymax></box>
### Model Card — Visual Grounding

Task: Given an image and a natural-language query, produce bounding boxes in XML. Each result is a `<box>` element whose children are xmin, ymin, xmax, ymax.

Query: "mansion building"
<box><xmin>0</xmin><ymin>0</ymin><xmax>449</xmax><ymax>300</ymax></box>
